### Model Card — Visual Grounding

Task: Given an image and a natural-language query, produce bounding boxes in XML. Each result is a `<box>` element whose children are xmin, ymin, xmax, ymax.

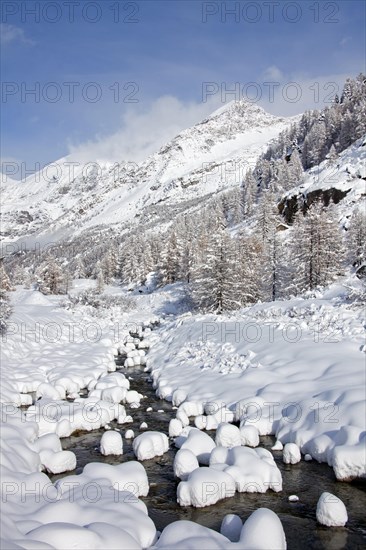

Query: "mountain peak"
<box><xmin>206</xmin><ymin>98</ymin><xmax>269</xmax><ymax>120</ymax></box>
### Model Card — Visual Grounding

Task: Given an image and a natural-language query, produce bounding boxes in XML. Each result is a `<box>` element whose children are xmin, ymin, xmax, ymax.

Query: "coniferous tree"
<box><xmin>96</xmin><ymin>266</ymin><xmax>105</xmax><ymax>293</ymax></box>
<box><xmin>0</xmin><ymin>263</ymin><xmax>12</xmax><ymax>291</ymax></box>
<box><xmin>242</xmin><ymin>170</ymin><xmax>257</xmax><ymax>216</ymax></box>
<box><xmin>347</xmin><ymin>209</ymin><xmax>366</xmax><ymax>267</ymax></box>
<box><xmin>191</xmin><ymin>225</ymin><xmax>240</xmax><ymax>313</ymax></box>
<box><xmin>290</xmin><ymin>202</ymin><xmax>344</xmax><ymax>293</ymax></box>
<box><xmin>287</xmin><ymin>148</ymin><xmax>304</xmax><ymax>188</ymax></box>
<box><xmin>236</xmin><ymin>233</ymin><xmax>262</xmax><ymax>305</ymax></box>
<box><xmin>160</xmin><ymin>231</ymin><xmax>180</xmax><ymax>285</ymax></box>
<box><xmin>72</xmin><ymin>257</ymin><xmax>86</xmax><ymax>279</ymax></box>
<box><xmin>37</xmin><ymin>258</ymin><xmax>66</xmax><ymax>295</ymax></box>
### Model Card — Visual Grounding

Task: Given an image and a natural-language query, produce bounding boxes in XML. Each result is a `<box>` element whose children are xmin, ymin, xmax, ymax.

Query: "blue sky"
<box><xmin>1</xmin><ymin>0</ymin><xmax>365</xmax><ymax>173</ymax></box>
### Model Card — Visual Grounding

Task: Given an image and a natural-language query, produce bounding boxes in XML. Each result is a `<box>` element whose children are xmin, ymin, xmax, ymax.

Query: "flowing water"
<box><xmin>52</xmin><ymin>352</ymin><xmax>366</xmax><ymax>549</ymax></box>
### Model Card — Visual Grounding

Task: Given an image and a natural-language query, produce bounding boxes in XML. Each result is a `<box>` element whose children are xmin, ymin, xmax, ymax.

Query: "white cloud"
<box><xmin>67</xmin><ymin>95</ymin><xmax>221</xmax><ymax>164</ymax></box>
<box><xmin>262</xmin><ymin>65</ymin><xmax>284</xmax><ymax>81</ymax></box>
<box><xmin>0</xmin><ymin>23</ymin><xmax>33</xmax><ymax>46</ymax></box>
<box><xmin>258</xmin><ymin>71</ymin><xmax>351</xmax><ymax>117</ymax></box>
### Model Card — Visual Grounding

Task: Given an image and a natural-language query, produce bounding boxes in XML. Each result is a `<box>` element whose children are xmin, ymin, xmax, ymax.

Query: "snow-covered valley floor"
<box><xmin>1</xmin><ymin>280</ymin><xmax>365</xmax><ymax>549</ymax></box>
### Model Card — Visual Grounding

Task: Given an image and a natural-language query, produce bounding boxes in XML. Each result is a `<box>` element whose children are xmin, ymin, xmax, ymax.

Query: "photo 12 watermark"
<box><xmin>1</xmin><ymin>2</ymin><xmax>140</xmax><ymax>24</ymax></box>
<box><xmin>201</xmin><ymin>80</ymin><xmax>341</xmax><ymax>105</ymax></box>
<box><xmin>201</xmin><ymin>2</ymin><xmax>340</xmax><ymax>24</ymax></box>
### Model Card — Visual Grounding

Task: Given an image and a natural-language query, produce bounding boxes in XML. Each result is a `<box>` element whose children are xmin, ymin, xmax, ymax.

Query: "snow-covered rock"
<box><xmin>240</xmin><ymin>508</ymin><xmax>287</xmax><ymax>549</ymax></box>
<box><xmin>178</xmin><ymin>428</ymin><xmax>216</xmax><ymax>465</ymax></box>
<box><xmin>177</xmin><ymin>467</ymin><xmax>236</xmax><ymax>507</ymax></box>
<box><xmin>215</xmin><ymin>423</ymin><xmax>241</xmax><ymax>448</ymax></box>
<box><xmin>240</xmin><ymin>425</ymin><xmax>260</xmax><ymax>447</ymax></box>
<box><xmin>39</xmin><ymin>449</ymin><xmax>77</xmax><ymax>474</ymax></box>
<box><xmin>100</xmin><ymin>431</ymin><xmax>123</xmax><ymax>456</ymax></box>
<box><xmin>283</xmin><ymin>443</ymin><xmax>301</xmax><ymax>464</ymax></box>
<box><xmin>153</xmin><ymin>520</ymin><xmax>230</xmax><ymax>549</ymax></box>
<box><xmin>173</xmin><ymin>449</ymin><xmax>199</xmax><ymax>480</ymax></box>
<box><xmin>210</xmin><ymin>446</ymin><xmax>282</xmax><ymax>493</ymax></box>
<box><xmin>125</xmin><ymin>390</ymin><xmax>142</xmax><ymax>405</ymax></box>
<box><xmin>316</xmin><ymin>492</ymin><xmax>348</xmax><ymax>527</ymax></box>
<box><xmin>177</xmin><ymin>400</ymin><xmax>204</xmax><ymax>419</ymax></box>
<box><xmin>133</xmin><ymin>431</ymin><xmax>169</xmax><ymax>460</ymax></box>
<box><xmin>169</xmin><ymin>418</ymin><xmax>183</xmax><ymax>437</ymax></box>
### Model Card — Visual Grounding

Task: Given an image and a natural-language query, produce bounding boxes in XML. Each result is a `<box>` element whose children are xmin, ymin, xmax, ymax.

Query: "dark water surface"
<box><xmin>53</xmin><ymin>360</ymin><xmax>366</xmax><ymax>550</ymax></box>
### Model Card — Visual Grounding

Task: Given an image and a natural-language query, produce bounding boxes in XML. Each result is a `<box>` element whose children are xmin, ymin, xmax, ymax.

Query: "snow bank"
<box><xmin>147</xmin><ymin>295</ymin><xmax>366</xmax><ymax>480</ymax></box>
<box><xmin>332</xmin><ymin>436</ymin><xmax>366</xmax><ymax>481</ymax></box>
<box><xmin>26</xmin><ymin>397</ymin><xmax>128</xmax><ymax>436</ymax></box>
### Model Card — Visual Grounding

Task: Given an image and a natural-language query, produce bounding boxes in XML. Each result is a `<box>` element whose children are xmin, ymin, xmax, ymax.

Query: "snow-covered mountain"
<box><xmin>1</xmin><ymin>100</ymin><xmax>294</xmax><ymax>247</ymax></box>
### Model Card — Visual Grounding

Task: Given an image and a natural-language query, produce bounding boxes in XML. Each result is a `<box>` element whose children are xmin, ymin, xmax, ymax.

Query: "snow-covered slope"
<box><xmin>280</xmin><ymin>137</ymin><xmax>366</xmax><ymax>224</ymax></box>
<box><xmin>1</xmin><ymin>100</ymin><xmax>294</xmax><ymax>245</ymax></box>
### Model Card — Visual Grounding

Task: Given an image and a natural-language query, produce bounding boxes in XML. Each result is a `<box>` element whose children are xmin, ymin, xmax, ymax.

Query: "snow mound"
<box><xmin>173</xmin><ymin>449</ymin><xmax>199</xmax><ymax>480</ymax></box>
<box><xmin>239</xmin><ymin>508</ymin><xmax>287</xmax><ymax>549</ymax></box>
<box><xmin>100</xmin><ymin>431</ymin><xmax>123</xmax><ymax>456</ymax></box>
<box><xmin>215</xmin><ymin>423</ymin><xmax>241</xmax><ymax>448</ymax></box>
<box><xmin>240</xmin><ymin>425</ymin><xmax>260</xmax><ymax>447</ymax></box>
<box><xmin>177</xmin><ymin>467</ymin><xmax>236</xmax><ymax>507</ymax></box>
<box><xmin>195</xmin><ymin>403</ymin><xmax>234</xmax><ymax>430</ymax></box>
<box><xmin>283</xmin><ymin>443</ymin><xmax>301</xmax><ymax>464</ymax></box>
<box><xmin>133</xmin><ymin>431</ymin><xmax>169</xmax><ymax>460</ymax></box>
<box><xmin>210</xmin><ymin>446</ymin><xmax>282</xmax><ymax>493</ymax></box>
<box><xmin>316</xmin><ymin>492</ymin><xmax>348</xmax><ymax>527</ymax></box>
<box><xmin>178</xmin><ymin>428</ymin><xmax>216</xmax><ymax>465</ymax></box>
<box><xmin>154</xmin><ymin>508</ymin><xmax>286</xmax><ymax>549</ymax></box>
<box><xmin>39</xmin><ymin>449</ymin><xmax>76</xmax><ymax>474</ymax></box>
<box><xmin>125</xmin><ymin>429</ymin><xmax>135</xmax><ymax>439</ymax></box>
<box><xmin>56</xmin><ymin>460</ymin><xmax>150</xmax><ymax>498</ymax></box>
<box><xmin>169</xmin><ymin>418</ymin><xmax>183</xmax><ymax>437</ymax></box>
<box><xmin>153</xmin><ymin>520</ymin><xmax>231</xmax><ymax>549</ymax></box>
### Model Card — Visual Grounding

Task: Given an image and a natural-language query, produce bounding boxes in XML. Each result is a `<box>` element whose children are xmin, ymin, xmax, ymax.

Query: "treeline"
<box><xmin>2</xmin><ymin>75</ymin><xmax>365</xmax><ymax>312</ymax></box>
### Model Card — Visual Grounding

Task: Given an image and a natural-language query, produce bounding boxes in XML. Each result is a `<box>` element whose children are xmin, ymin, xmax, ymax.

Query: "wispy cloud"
<box><xmin>263</xmin><ymin>65</ymin><xmax>284</xmax><ymax>81</ymax></box>
<box><xmin>339</xmin><ymin>36</ymin><xmax>351</xmax><ymax>47</ymax></box>
<box><xmin>67</xmin><ymin>95</ymin><xmax>221</xmax><ymax>163</ymax></box>
<box><xmin>0</xmin><ymin>23</ymin><xmax>34</xmax><ymax>46</ymax></box>
<box><xmin>258</xmin><ymin>70</ymin><xmax>350</xmax><ymax>116</ymax></box>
